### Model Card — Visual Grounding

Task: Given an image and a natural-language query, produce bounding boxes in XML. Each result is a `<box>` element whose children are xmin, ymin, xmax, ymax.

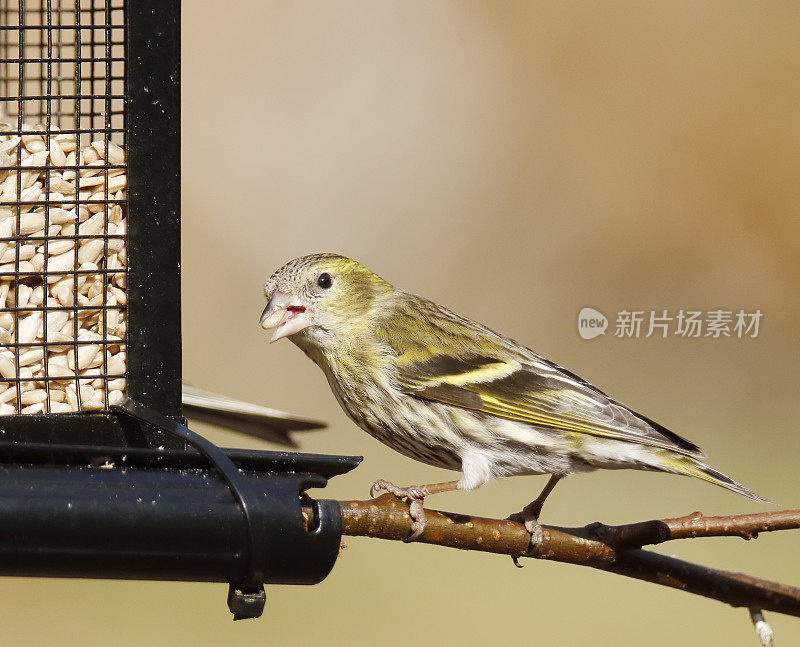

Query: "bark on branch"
<box><xmin>337</xmin><ymin>495</ymin><xmax>800</xmax><ymax>618</ymax></box>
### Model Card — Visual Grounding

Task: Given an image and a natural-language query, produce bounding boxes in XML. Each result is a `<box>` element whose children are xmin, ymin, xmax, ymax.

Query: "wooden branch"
<box><xmin>337</xmin><ymin>495</ymin><xmax>800</xmax><ymax>618</ymax></box>
<box><xmin>583</xmin><ymin>509</ymin><xmax>800</xmax><ymax>549</ymax></box>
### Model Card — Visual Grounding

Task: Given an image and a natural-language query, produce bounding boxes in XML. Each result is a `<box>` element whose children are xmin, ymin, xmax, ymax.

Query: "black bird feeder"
<box><xmin>0</xmin><ymin>1</ymin><xmax>359</xmax><ymax>619</ymax></box>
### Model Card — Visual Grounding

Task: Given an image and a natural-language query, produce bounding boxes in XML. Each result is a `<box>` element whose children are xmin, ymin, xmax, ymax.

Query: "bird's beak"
<box><xmin>260</xmin><ymin>291</ymin><xmax>312</xmax><ymax>343</ymax></box>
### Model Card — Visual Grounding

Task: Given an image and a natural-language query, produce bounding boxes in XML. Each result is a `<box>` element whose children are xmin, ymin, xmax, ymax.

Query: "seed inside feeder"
<box><xmin>0</xmin><ymin>121</ymin><xmax>127</xmax><ymax>413</ymax></box>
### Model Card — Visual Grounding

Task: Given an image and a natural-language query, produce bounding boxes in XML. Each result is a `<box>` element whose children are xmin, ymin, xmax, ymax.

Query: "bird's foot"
<box><xmin>506</xmin><ymin>501</ymin><xmax>547</xmax><ymax>565</ymax></box>
<box><xmin>370</xmin><ymin>479</ymin><xmax>429</xmax><ymax>542</ymax></box>
<box><xmin>508</xmin><ymin>499</ymin><xmax>546</xmax><ymax>537</ymax></box>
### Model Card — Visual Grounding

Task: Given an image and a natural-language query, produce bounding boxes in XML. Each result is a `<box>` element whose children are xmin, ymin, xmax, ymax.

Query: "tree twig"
<box><xmin>336</xmin><ymin>495</ymin><xmax>800</xmax><ymax>618</ymax></box>
<box><xmin>750</xmin><ymin>608</ymin><xmax>775</xmax><ymax>647</ymax></box>
<box><xmin>584</xmin><ymin>509</ymin><xmax>800</xmax><ymax>549</ymax></box>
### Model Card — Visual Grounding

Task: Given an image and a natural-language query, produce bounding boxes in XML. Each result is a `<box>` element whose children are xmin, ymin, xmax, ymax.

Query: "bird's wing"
<box><xmin>385</xmin><ymin>312</ymin><xmax>703</xmax><ymax>458</ymax></box>
<box><xmin>182</xmin><ymin>384</ymin><xmax>326</xmax><ymax>448</ymax></box>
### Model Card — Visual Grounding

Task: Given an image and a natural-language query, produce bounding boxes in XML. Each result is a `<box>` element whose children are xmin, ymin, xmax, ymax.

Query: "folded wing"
<box><xmin>395</xmin><ymin>351</ymin><xmax>703</xmax><ymax>458</ymax></box>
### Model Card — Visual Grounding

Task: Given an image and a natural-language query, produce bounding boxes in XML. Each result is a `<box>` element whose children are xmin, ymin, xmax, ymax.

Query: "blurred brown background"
<box><xmin>4</xmin><ymin>1</ymin><xmax>799</xmax><ymax>644</ymax></box>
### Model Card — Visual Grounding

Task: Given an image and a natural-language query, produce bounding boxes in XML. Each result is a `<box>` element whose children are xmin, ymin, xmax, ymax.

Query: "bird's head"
<box><xmin>260</xmin><ymin>253</ymin><xmax>393</xmax><ymax>346</ymax></box>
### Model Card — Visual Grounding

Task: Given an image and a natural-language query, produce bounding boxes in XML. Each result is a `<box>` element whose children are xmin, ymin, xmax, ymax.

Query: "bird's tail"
<box><xmin>660</xmin><ymin>454</ymin><xmax>769</xmax><ymax>503</ymax></box>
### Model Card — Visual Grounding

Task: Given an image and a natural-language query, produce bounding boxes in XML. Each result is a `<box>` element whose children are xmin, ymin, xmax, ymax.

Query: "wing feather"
<box><xmin>376</xmin><ymin>293</ymin><xmax>702</xmax><ymax>458</ymax></box>
<box><xmin>397</xmin><ymin>354</ymin><xmax>702</xmax><ymax>457</ymax></box>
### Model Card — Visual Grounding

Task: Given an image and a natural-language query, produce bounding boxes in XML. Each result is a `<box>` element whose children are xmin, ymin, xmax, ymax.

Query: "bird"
<box><xmin>181</xmin><ymin>383</ymin><xmax>326</xmax><ymax>447</ymax></box>
<box><xmin>259</xmin><ymin>253</ymin><xmax>765</xmax><ymax>543</ymax></box>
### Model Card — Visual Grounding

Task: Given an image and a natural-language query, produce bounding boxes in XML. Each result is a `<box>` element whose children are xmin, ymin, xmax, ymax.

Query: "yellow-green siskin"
<box><xmin>260</xmin><ymin>253</ymin><xmax>765</xmax><ymax>541</ymax></box>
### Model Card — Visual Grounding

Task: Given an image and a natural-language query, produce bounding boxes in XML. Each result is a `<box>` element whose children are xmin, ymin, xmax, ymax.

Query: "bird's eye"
<box><xmin>317</xmin><ymin>272</ymin><xmax>333</xmax><ymax>289</ymax></box>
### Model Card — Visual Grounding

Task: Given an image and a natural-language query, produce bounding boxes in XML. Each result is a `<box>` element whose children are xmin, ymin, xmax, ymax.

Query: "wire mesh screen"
<box><xmin>0</xmin><ymin>0</ymin><xmax>127</xmax><ymax>414</ymax></box>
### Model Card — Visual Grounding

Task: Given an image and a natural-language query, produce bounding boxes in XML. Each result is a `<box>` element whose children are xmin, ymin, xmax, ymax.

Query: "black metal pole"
<box><xmin>0</xmin><ymin>446</ymin><xmax>359</xmax><ymax>587</ymax></box>
<box><xmin>125</xmin><ymin>1</ymin><xmax>182</xmax><ymax>421</ymax></box>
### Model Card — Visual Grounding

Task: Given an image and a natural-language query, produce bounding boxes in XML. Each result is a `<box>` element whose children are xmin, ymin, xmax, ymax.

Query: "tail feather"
<box><xmin>667</xmin><ymin>456</ymin><xmax>770</xmax><ymax>503</ymax></box>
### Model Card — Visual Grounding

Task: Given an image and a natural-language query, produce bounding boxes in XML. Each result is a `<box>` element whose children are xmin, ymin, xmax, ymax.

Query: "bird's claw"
<box><xmin>506</xmin><ymin>506</ymin><xmax>546</xmax><ymax>561</ymax></box>
<box><xmin>370</xmin><ymin>478</ymin><xmax>428</xmax><ymax>542</ymax></box>
<box><xmin>525</xmin><ymin>518</ymin><xmax>546</xmax><ymax>548</ymax></box>
<box><xmin>370</xmin><ymin>478</ymin><xmax>391</xmax><ymax>499</ymax></box>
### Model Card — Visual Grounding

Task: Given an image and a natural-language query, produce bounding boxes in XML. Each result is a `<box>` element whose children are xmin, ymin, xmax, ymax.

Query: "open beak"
<box><xmin>260</xmin><ymin>291</ymin><xmax>312</xmax><ymax>343</ymax></box>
